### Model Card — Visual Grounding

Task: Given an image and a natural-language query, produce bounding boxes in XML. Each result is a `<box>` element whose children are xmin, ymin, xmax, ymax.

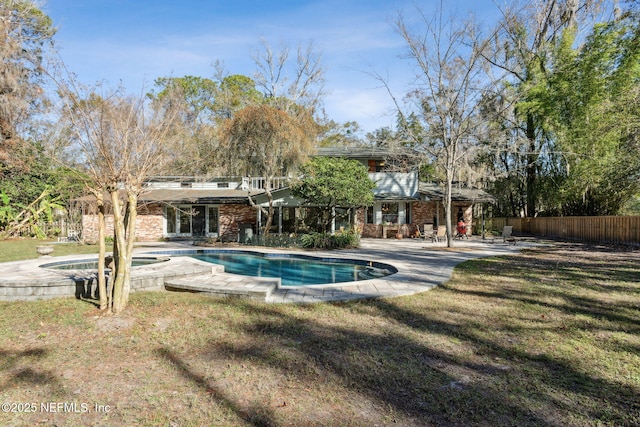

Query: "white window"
<box><xmin>381</xmin><ymin>203</ymin><xmax>399</xmax><ymax>224</ymax></box>
<box><xmin>366</xmin><ymin>206</ymin><xmax>374</xmax><ymax>224</ymax></box>
<box><xmin>165</xmin><ymin>205</ymin><xmax>219</xmax><ymax>237</ymax></box>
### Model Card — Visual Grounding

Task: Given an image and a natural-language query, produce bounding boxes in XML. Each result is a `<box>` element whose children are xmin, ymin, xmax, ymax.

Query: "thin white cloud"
<box><xmin>46</xmin><ymin>0</ymin><xmax>499</xmax><ymax>133</ymax></box>
<box><xmin>325</xmin><ymin>87</ymin><xmax>398</xmax><ymax>133</ymax></box>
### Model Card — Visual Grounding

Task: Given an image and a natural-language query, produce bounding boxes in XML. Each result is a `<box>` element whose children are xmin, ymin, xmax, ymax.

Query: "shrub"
<box><xmin>301</xmin><ymin>229</ymin><xmax>360</xmax><ymax>249</ymax></box>
<box><xmin>251</xmin><ymin>233</ymin><xmax>302</xmax><ymax>248</ymax></box>
<box><xmin>300</xmin><ymin>232</ymin><xmax>332</xmax><ymax>249</ymax></box>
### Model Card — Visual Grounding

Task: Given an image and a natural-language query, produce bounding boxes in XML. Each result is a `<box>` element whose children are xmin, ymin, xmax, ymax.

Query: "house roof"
<box><xmin>418</xmin><ymin>182</ymin><xmax>496</xmax><ymax>203</ymax></box>
<box><xmin>74</xmin><ymin>177</ymin><xmax>495</xmax><ymax>206</ymax></box>
<box><xmin>138</xmin><ymin>188</ymin><xmax>254</xmax><ymax>204</ymax></box>
<box><xmin>74</xmin><ymin>188</ymin><xmax>256</xmax><ymax>205</ymax></box>
<box><xmin>374</xmin><ymin>192</ymin><xmax>420</xmax><ymax>201</ymax></box>
<box><xmin>256</xmin><ymin>183</ymin><xmax>494</xmax><ymax>205</ymax></box>
<box><xmin>315</xmin><ymin>146</ymin><xmax>417</xmax><ymax>159</ymax></box>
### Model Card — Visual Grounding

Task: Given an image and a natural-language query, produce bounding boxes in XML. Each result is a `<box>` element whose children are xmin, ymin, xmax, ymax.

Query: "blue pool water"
<box><xmin>160</xmin><ymin>250</ymin><xmax>396</xmax><ymax>286</ymax></box>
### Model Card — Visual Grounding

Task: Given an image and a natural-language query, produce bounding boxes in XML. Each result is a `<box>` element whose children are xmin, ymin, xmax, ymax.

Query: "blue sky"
<box><xmin>43</xmin><ymin>0</ymin><xmax>499</xmax><ymax>135</ymax></box>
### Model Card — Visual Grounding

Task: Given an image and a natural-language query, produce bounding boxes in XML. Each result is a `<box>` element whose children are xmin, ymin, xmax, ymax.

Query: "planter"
<box><xmin>37</xmin><ymin>245</ymin><xmax>54</xmax><ymax>257</ymax></box>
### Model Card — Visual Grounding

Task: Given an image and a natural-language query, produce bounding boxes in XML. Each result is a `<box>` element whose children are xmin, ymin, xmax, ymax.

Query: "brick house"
<box><xmin>77</xmin><ymin>147</ymin><xmax>495</xmax><ymax>242</ymax></box>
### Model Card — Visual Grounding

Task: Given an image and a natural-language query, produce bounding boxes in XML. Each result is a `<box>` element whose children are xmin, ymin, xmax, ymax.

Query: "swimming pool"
<box><xmin>153</xmin><ymin>249</ymin><xmax>397</xmax><ymax>286</ymax></box>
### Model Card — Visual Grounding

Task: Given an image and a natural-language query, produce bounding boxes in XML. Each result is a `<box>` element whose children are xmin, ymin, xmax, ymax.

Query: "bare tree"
<box><xmin>217</xmin><ymin>39</ymin><xmax>325</xmax><ymax>234</ymax></box>
<box><xmin>219</xmin><ymin>104</ymin><xmax>316</xmax><ymax>234</ymax></box>
<box><xmin>58</xmin><ymin>81</ymin><xmax>178</xmax><ymax>313</ymax></box>
<box><xmin>394</xmin><ymin>3</ymin><xmax>493</xmax><ymax>246</ymax></box>
<box><xmin>252</xmin><ymin>38</ymin><xmax>326</xmax><ymax>118</ymax></box>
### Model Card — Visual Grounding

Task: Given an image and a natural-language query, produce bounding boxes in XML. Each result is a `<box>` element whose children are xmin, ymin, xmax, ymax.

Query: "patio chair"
<box><xmin>434</xmin><ymin>225</ymin><xmax>447</xmax><ymax>242</ymax></box>
<box><xmin>501</xmin><ymin>226</ymin><xmax>516</xmax><ymax>245</ymax></box>
<box><xmin>419</xmin><ymin>224</ymin><xmax>435</xmax><ymax>241</ymax></box>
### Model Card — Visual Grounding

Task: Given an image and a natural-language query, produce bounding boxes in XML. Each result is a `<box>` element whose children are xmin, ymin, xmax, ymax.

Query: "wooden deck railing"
<box><xmin>488</xmin><ymin>216</ymin><xmax>640</xmax><ymax>246</ymax></box>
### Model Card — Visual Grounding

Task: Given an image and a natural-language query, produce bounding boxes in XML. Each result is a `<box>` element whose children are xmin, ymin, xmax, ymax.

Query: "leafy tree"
<box><xmin>546</xmin><ymin>16</ymin><xmax>640</xmax><ymax>215</ymax></box>
<box><xmin>481</xmin><ymin>0</ymin><xmax>605</xmax><ymax>217</ymax></box>
<box><xmin>0</xmin><ymin>191</ymin><xmax>16</xmax><ymax>228</ymax></box>
<box><xmin>291</xmin><ymin>156</ymin><xmax>375</xmax><ymax>233</ymax></box>
<box><xmin>0</xmin><ymin>1</ymin><xmax>88</xmax><ymax>238</ymax></box>
<box><xmin>213</xmin><ymin>73</ymin><xmax>263</xmax><ymax>120</ymax></box>
<box><xmin>148</xmin><ymin>75</ymin><xmax>219</xmax><ymax>175</ymax></box>
<box><xmin>0</xmin><ymin>0</ymin><xmax>55</xmax><ymax>174</ymax></box>
<box><xmin>621</xmin><ymin>195</ymin><xmax>640</xmax><ymax>215</ymax></box>
<box><xmin>0</xmin><ymin>133</ymin><xmax>85</xmax><ymax>238</ymax></box>
<box><xmin>150</xmin><ymin>76</ymin><xmax>217</xmax><ymax>125</ymax></box>
<box><xmin>0</xmin><ymin>187</ymin><xmax>65</xmax><ymax>239</ymax></box>
<box><xmin>366</xmin><ymin>126</ymin><xmax>396</xmax><ymax>147</ymax></box>
<box><xmin>319</xmin><ymin>120</ymin><xmax>363</xmax><ymax>147</ymax></box>
<box><xmin>148</xmin><ymin>73</ymin><xmax>264</xmax><ymax>175</ymax></box>
<box><xmin>150</xmin><ymin>72</ymin><xmax>264</xmax><ymax>127</ymax></box>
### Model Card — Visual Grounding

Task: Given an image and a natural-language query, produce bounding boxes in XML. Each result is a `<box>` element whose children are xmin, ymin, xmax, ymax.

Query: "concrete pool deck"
<box><xmin>0</xmin><ymin>237</ymin><xmax>536</xmax><ymax>303</ymax></box>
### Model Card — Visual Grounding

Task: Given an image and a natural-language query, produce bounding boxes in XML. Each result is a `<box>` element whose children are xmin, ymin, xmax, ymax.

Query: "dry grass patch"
<box><xmin>0</xmin><ymin>243</ymin><xmax>638</xmax><ymax>426</ymax></box>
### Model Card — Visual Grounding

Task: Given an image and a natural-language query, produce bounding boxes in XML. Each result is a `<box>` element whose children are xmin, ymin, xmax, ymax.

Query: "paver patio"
<box><xmin>0</xmin><ymin>237</ymin><xmax>533</xmax><ymax>303</ymax></box>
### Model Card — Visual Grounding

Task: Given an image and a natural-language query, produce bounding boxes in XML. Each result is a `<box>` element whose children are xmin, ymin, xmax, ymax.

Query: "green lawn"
<box><xmin>0</xmin><ymin>243</ymin><xmax>638</xmax><ymax>426</ymax></box>
<box><xmin>0</xmin><ymin>239</ymin><xmax>100</xmax><ymax>262</ymax></box>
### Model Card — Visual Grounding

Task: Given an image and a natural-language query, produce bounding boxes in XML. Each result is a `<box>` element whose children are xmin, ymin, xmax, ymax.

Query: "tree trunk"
<box><xmin>526</xmin><ymin>113</ymin><xmax>537</xmax><ymax>217</ymax></box>
<box><xmin>95</xmin><ymin>192</ymin><xmax>108</xmax><ymax>311</ymax></box>
<box><xmin>443</xmin><ymin>139</ymin><xmax>456</xmax><ymax>248</ymax></box>
<box><xmin>264</xmin><ymin>199</ymin><xmax>274</xmax><ymax>235</ymax></box>
<box><xmin>121</xmin><ymin>191</ymin><xmax>138</xmax><ymax>308</ymax></box>
<box><xmin>246</xmin><ymin>176</ymin><xmax>274</xmax><ymax>236</ymax></box>
<box><xmin>263</xmin><ymin>177</ymin><xmax>275</xmax><ymax>235</ymax></box>
<box><xmin>110</xmin><ymin>189</ymin><xmax>129</xmax><ymax>314</ymax></box>
<box><xmin>322</xmin><ymin>207</ymin><xmax>332</xmax><ymax>234</ymax></box>
<box><xmin>444</xmin><ymin>172</ymin><xmax>454</xmax><ymax>248</ymax></box>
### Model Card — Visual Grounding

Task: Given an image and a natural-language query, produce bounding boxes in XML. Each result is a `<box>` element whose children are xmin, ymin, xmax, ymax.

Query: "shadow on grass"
<box><xmin>151</xmin><ymin>243</ymin><xmax>640</xmax><ymax>426</ymax></box>
<box><xmin>187</xmin><ymin>300</ymin><xmax>556</xmax><ymax>426</ymax></box>
<box><xmin>217</xmin><ymin>295</ymin><xmax>638</xmax><ymax>425</ymax></box>
<box><xmin>156</xmin><ymin>347</ymin><xmax>277</xmax><ymax>427</ymax></box>
<box><xmin>368</xmin><ymin>298</ymin><xmax>640</xmax><ymax>425</ymax></box>
<box><xmin>0</xmin><ymin>348</ymin><xmax>64</xmax><ymax>395</ymax></box>
<box><xmin>453</xmin><ymin>253</ymin><xmax>640</xmax><ymax>329</ymax></box>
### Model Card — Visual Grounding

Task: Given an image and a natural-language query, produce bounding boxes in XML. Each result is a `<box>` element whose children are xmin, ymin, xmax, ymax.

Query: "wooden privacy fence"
<box><xmin>488</xmin><ymin>216</ymin><xmax>640</xmax><ymax>246</ymax></box>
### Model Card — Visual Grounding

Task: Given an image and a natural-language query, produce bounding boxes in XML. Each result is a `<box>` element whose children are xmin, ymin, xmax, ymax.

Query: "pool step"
<box><xmin>164</xmin><ymin>272</ymin><xmax>280</xmax><ymax>301</ymax></box>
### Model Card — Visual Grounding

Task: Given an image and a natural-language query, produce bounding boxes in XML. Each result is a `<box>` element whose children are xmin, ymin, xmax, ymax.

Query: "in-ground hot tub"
<box><xmin>40</xmin><ymin>256</ymin><xmax>170</xmax><ymax>270</ymax></box>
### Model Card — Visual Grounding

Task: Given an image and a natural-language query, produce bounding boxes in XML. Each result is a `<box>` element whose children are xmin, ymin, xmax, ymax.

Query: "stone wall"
<box><xmin>362</xmin><ymin>224</ymin><xmax>381</xmax><ymax>238</ymax></box>
<box><xmin>81</xmin><ymin>204</ymin><xmax>164</xmax><ymax>242</ymax></box>
<box><xmin>81</xmin><ymin>201</ymin><xmax>474</xmax><ymax>241</ymax></box>
<box><xmin>137</xmin><ymin>204</ymin><xmax>164</xmax><ymax>240</ymax></box>
<box><xmin>219</xmin><ymin>205</ymin><xmax>257</xmax><ymax>240</ymax></box>
<box><xmin>82</xmin><ymin>203</ymin><xmax>259</xmax><ymax>242</ymax></box>
<box><xmin>359</xmin><ymin>201</ymin><xmax>474</xmax><ymax>238</ymax></box>
<box><xmin>0</xmin><ymin>257</ymin><xmax>217</xmax><ymax>302</ymax></box>
<box><xmin>411</xmin><ymin>201</ymin><xmax>437</xmax><ymax>228</ymax></box>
